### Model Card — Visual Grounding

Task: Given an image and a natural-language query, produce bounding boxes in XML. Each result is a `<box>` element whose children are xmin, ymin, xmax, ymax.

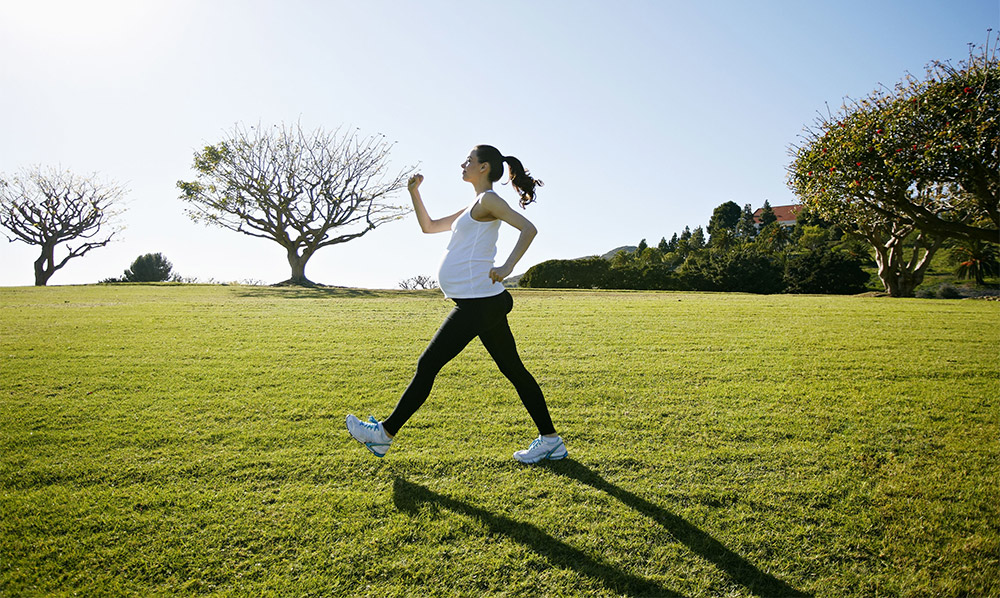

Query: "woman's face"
<box><xmin>461</xmin><ymin>150</ymin><xmax>487</xmax><ymax>182</ymax></box>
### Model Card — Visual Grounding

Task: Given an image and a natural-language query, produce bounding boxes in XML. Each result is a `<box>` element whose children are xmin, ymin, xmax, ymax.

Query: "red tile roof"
<box><xmin>752</xmin><ymin>204</ymin><xmax>802</xmax><ymax>224</ymax></box>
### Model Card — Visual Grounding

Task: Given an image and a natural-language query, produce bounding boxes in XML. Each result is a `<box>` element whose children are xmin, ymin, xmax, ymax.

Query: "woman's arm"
<box><xmin>408</xmin><ymin>175</ymin><xmax>464</xmax><ymax>234</ymax></box>
<box><xmin>477</xmin><ymin>192</ymin><xmax>538</xmax><ymax>283</ymax></box>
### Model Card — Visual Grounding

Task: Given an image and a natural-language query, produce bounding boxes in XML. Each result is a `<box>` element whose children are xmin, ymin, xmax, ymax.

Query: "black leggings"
<box><xmin>382</xmin><ymin>290</ymin><xmax>556</xmax><ymax>437</ymax></box>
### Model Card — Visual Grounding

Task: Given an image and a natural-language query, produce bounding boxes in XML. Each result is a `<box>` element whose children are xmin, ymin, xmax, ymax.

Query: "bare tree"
<box><xmin>0</xmin><ymin>167</ymin><xmax>126</xmax><ymax>286</ymax></box>
<box><xmin>399</xmin><ymin>275</ymin><xmax>438</xmax><ymax>290</ymax></box>
<box><xmin>177</xmin><ymin>122</ymin><xmax>414</xmax><ymax>286</ymax></box>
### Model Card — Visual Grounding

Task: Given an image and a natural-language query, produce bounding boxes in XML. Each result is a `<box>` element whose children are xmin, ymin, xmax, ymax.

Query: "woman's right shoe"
<box><xmin>513</xmin><ymin>435</ymin><xmax>568</xmax><ymax>464</ymax></box>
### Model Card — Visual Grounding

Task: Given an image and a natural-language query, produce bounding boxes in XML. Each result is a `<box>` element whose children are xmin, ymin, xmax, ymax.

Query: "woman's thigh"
<box><xmin>418</xmin><ymin>303</ymin><xmax>480</xmax><ymax>372</ymax></box>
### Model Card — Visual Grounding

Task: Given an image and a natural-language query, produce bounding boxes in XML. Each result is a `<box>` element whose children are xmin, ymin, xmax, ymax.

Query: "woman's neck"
<box><xmin>472</xmin><ymin>181</ymin><xmax>493</xmax><ymax>196</ymax></box>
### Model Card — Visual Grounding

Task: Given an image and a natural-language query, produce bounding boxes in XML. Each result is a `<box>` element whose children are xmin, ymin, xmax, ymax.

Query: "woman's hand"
<box><xmin>409</xmin><ymin>175</ymin><xmax>464</xmax><ymax>234</ymax></box>
<box><xmin>489</xmin><ymin>264</ymin><xmax>514</xmax><ymax>283</ymax></box>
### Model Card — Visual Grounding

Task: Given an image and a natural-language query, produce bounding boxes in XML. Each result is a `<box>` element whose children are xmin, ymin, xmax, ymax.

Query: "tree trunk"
<box><xmin>285</xmin><ymin>247</ymin><xmax>314</xmax><ymax>286</ymax></box>
<box><xmin>33</xmin><ymin>245</ymin><xmax>55</xmax><ymax>286</ymax></box>
<box><xmin>872</xmin><ymin>243</ymin><xmax>898</xmax><ymax>296</ymax></box>
<box><xmin>871</xmin><ymin>233</ymin><xmax>942</xmax><ymax>297</ymax></box>
<box><xmin>899</xmin><ymin>235</ymin><xmax>943</xmax><ymax>296</ymax></box>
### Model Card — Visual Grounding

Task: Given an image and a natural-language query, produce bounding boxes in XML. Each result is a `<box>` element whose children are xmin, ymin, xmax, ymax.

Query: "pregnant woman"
<box><xmin>346</xmin><ymin>144</ymin><xmax>567</xmax><ymax>464</ymax></box>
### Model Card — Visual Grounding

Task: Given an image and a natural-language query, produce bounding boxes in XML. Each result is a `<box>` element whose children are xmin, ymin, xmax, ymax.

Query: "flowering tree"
<box><xmin>177</xmin><ymin>123</ymin><xmax>413</xmax><ymax>286</ymax></box>
<box><xmin>789</xmin><ymin>35</ymin><xmax>999</xmax><ymax>296</ymax></box>
<box><xmin>0</xmin><ymin>167</ymin><xmax>126</xmax><ymax>286</ymax></box>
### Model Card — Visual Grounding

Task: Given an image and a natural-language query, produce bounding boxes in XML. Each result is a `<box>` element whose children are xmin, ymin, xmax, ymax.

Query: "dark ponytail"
<box><xmin>474</xmin><ymin>144</ymin><xmax>544</xmax><ymax>208</ymax></box>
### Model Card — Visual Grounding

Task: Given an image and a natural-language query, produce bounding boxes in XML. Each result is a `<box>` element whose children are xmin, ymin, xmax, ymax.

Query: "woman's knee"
<box><xmin>415</xmin><ymin>351</ymin><xmax>442</xmax><ymax>377</ymax></box>
<box><xmin>496</xmin><ymin>358</ymin><xmax>535</xmax><ymax>386</ymax></box>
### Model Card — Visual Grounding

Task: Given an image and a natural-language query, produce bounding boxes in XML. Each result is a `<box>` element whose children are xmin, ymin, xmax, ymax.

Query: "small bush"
<box><xmin>936</xmin><ymin>284</ymin><xmax>963</xmax><ymax>299</ymax></box>
<box><xmin>124</xmin><ymin>253</ymin><xmax>177</xmax><ymax>282</ymax></box>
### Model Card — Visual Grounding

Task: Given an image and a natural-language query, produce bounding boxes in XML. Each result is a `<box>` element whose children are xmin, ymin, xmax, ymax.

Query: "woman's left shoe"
<box><xmin>514</xmin><ymin>435</ymin><xmax>568</xmax><ymax>464</ymax></box>
<box><xmin>346</xmin><ymin>414</ymin><xmax>393</xmax><ymax>457</ymax></box>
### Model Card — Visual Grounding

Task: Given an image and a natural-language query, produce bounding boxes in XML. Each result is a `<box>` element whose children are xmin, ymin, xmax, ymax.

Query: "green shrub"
<box><xmin>784</xmin><ymin>247</ymin><xmax>870</xmax><ymax>294</ymax></box>
<box><xmin>124</xmin><ymin>253</ymin><xmax>177</xmax><ymax>283</ymax></box>
<box><xmin>519</xmin><ymin>257</ymin><xmax>609</xmax><ymax>289</ymax></box>
<box><xmin>937</xmin><ymin>283</ymin><xmax>963</xmax><ymax>299</ymax></box>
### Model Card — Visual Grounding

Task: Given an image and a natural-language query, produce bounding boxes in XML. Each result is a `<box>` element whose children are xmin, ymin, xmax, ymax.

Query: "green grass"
<box><xmin>1</xmin><ymin>284</ymin><xmax>998</xmax><ymax>597</ymax></box>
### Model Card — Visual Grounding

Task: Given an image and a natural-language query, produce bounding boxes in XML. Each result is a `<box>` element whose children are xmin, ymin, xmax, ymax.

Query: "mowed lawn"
<box><xmin>1</xmin><ymin>284</ymin><xmax>997</xmax><ymax>597</ymax></box>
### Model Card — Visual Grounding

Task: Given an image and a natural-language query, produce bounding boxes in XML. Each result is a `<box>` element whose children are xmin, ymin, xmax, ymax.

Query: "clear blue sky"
<box><xmin>1</xmin><ymin>0</ymin><xmax>996</xmax><ymax>287</ymax></box>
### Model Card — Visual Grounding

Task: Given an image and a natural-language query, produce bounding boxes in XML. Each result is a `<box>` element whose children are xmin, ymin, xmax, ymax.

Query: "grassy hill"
<box><xmin>1</xmin><ymin>284</ymin><xmax>997</xmax><ymax>596</ymax></box>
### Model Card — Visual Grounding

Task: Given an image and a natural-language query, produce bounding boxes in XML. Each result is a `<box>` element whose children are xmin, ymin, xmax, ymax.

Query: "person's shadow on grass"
<box><xmin>393</xmin><ymin>476</ymin><xmax>681</xmax><ymax>597</ymax></box>
<box><xmin>393</xmin><ymin>461</ymin><xmax>810</xmax><ymax>598</ymax></box>
<box><xmin>541</xmin><ymin>459</ymin><xmax>811</xmax><ymax>598</ymax></box>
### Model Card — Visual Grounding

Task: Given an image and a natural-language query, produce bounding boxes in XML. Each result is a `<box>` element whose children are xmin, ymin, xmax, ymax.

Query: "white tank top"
<box><xmin>437</xmin><ymin>193</ymin><xmax>506</xmax><ymax>299</ymax></box>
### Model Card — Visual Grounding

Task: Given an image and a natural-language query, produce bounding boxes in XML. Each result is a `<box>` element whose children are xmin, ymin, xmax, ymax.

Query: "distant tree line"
<box><xmin>519</xmin><ymin>201</ymin><xmax>874</xmax><ymax>294</ymax></box>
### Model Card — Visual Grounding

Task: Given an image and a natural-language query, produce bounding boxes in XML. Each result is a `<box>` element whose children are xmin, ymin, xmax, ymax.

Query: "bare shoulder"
<box><xmin>479</xmin><ymin>191</ymin><xmax>514</xmax><ymax>214</ymax></box>
<box><xmin>479</xmin><ymin>190</ymin><xmax>535</xmax><ymax>231</ymax></box>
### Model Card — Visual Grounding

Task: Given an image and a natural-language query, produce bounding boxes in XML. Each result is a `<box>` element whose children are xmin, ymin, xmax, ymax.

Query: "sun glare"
<box><xmin>1</xmin><ymin>0</ymin><xmax>166</xmax><ymax>55</ymax></box>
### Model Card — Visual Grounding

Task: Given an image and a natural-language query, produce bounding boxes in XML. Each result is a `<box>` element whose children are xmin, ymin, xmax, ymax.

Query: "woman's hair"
<box><xmin>474</xmin><ymin>144</ymin><xmax>543</xmax><ymax>208</ymax></box>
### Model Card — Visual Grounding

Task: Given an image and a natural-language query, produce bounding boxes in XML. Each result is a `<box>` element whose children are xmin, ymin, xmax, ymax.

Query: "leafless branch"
<box><xmin>0</xmin><ymin>166</ymin><xmax>127</xmax><ymax>285</ymax></box>
<box><xmin>177</xmin><ymin>122</ymin><xmax>414</xmax><ymax>284</ymax></box>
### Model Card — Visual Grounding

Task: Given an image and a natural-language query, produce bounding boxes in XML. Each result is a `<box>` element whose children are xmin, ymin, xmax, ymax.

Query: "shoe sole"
<box><xmin>515</xmin><ymin>445</ymin><xmax>568</xmax><ymax>464</ymax></box>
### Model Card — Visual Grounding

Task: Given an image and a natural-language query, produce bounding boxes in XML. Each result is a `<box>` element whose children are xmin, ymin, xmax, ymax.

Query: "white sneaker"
<box><xmin>346</xmin><ymin>414</ymin><xmax>392</xmax><ymax>458</ymax></box>
<box><xmin>513</xmin><ymin>435</ymin><xmax>568</xmax><ymax>464</ymax></box>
